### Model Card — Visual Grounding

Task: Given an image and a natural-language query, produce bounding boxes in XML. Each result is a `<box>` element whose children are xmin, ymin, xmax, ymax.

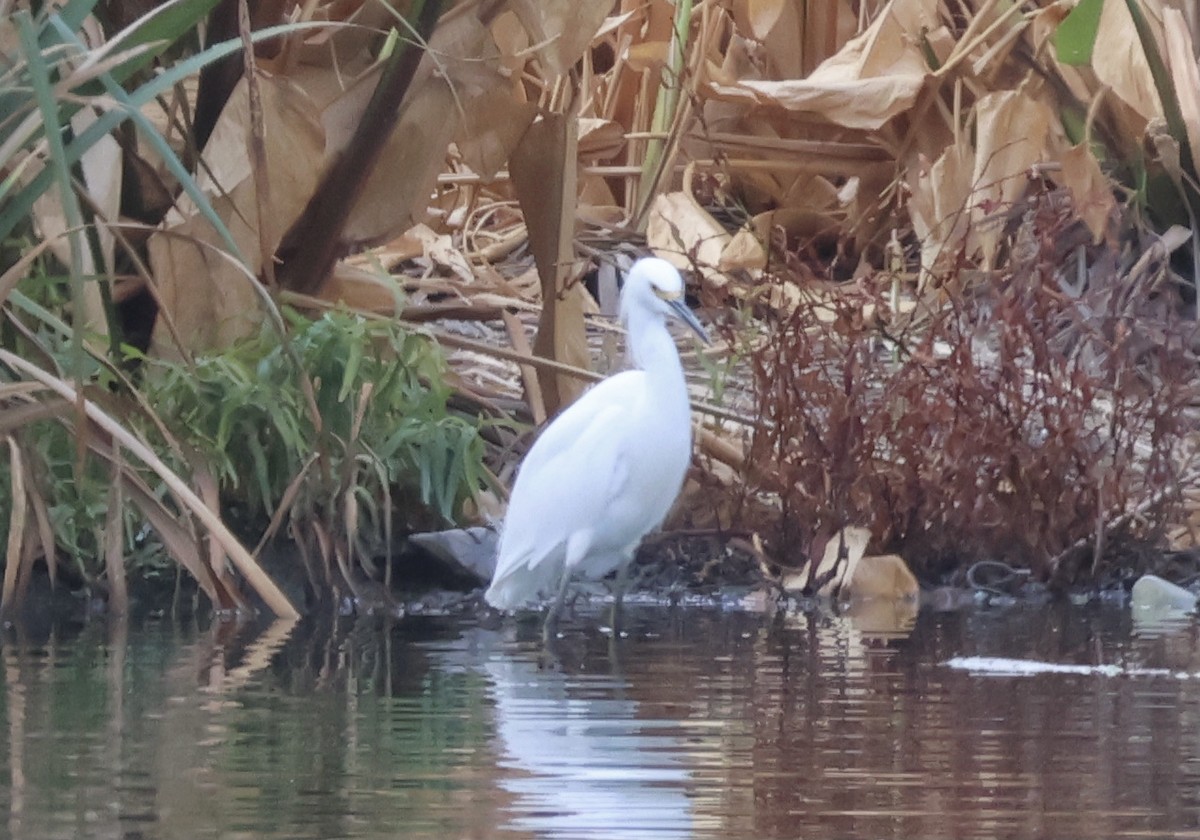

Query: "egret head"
<box><xmin>621</xmin><ymin>257</ymin><xmax>711</xmax><ymax>344</ymax></box>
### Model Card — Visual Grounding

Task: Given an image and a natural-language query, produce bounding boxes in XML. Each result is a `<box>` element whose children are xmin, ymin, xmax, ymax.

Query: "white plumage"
<box><xmin>485</xmin><ymin>257</ymin><xmax>708</xmax><ymax>618</ymax></box>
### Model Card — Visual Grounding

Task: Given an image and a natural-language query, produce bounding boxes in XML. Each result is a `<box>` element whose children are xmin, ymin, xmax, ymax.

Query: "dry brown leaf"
<box><xmin>707</xmin><ymin>72</ymin><xmax>924</xmax><ymax>132</ymax></box>
<box><xmin>342</xmin><ymin>1</ymin><xmax>608</xmax><ymax>245</ymax></box>
<box><xmin>719</xmin><ymin>223</ymin><xmax>768</xmax><ymax>272</ymax></box>
<box><xmin>120</xmin><ymin>468</ymin><xmax>233</xmax><ymax>609</ymax></box>
<box><xmin>1091</xmin><ymin>0</ymin><xmax>1163</xmax><ymax>125</ymax></box>
<box><xmin>1</xmin><ymin>436</ymin><xmax>27</xmax><ymax>612</ymax></box>
<box><xmin>1060</xmin><ymin>142</ymin><xmax>1116</xmax><ymax>243</ymax></box>
<box><xmin>908</xmin><ymin>136</ymin><xmax>974</xmax><ymax>275</ymax></box>
<box><xmin>458</xmin><ymin>92</ymin><xmax>540</xmax><ymax>179</ymax></box>
<box><xmin>595</xmin><ymin>9</ymin><xmax>638</xmax><ymax>40</ymax></box>
<box><xmin>707</xmin><ymin>0</ymin><xmax>936</xmax><ymax>130</ymax></box>
<box><xmin>339</xmin><ymin>8</ymin><xmax>505</xmax><ymax>244</ymax></box>
<box><xmin>507</xmin><ymin>0</ymin><xmax>615</xmax><ymax>77</ymax></box>
<box><xmin>645</xmin><ymin>190</ymin><xmax>730</xmax><ymax>283</ymax></box>
<box><xmin>148</xmin><ymin>74</ymin><xmax>324</xmax><ymax>355</ymax></box>
<box><xmin>844</xmin><ymin>554</ymin><xmax>919</xmax><ymax>601</ymax></box>
<box><xmin>489</xmin><ymin>9</ymin><xmax>530</xmax><ymax>73</ymax></box>
<box><xmin>1164</xmin><ymin>7</ymin><xmax>1200</xmax><ymax>174</ymax></box>
<box><xmin>578</xmin><ymin>173</ymin><xmax>620</xmax><ymax>214</ymax></box>
<box><xmin>626</xmin><ymin>39</ymin><xmax>671</xmax><ymax>73</ymax></box>
<box><xmin>510</xmin><ymin>111</ymin><xmax>590</xmax><ymax>413</ymax></box>
<box><xmin>31</xmin><ymin>108</ymin><xmax>117</xmax><ymax>336</ymax></box>
<box><xmin>971</xmin><ymin>87</ymin><xmax>1053</xmax><ymax>266</ymax></box>
<box><xmin>277</xmin><ymin>52</ymin><xmax>375</xmax><ymax>115</ymax></box>
<box><xmin>736</xmin><ymin>0</ymin><xmax>787</xmax><ymax>41</ymax></box>
<box><xmin>779</xmin><ymin>172</ymin><xmax>840</xmax><ymax>210</ymax></box>
<box><xmin>578</xmin><ymin>118</ymin><xmax>626</xmax><ymax>160</ymax></box>
<box><xmin>286</xmin><ymin>0</ymin><xmax>395</xmax><ymax>67</ymax></box>
<box><xmin>760</xmin><ymin>0</ymin><xmax>803</xmax><ymax>79</ymax></box>
<box><xmin>501</xmin><ymin>308</ymin><xmax>546</xmax><ymax>426</ymax></box>
<box><xmin>316</xmin><ymin>262</ymin><xmax>405</xmax><ymax>312</ymax></box>
<box><xmin>104</xmin><ymin>455</ymin><xmax>128</xmax><ymax>614</ymax></box>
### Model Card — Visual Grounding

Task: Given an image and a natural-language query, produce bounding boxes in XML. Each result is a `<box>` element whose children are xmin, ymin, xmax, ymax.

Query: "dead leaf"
<box><xmin>458</xmin><ymin>90</ymin><xmax>540</xmax><ymax>179</ymax></box>
<box><xmin>707</xmin><ymin>0</ymin><xmax>937</xmax><ymax>130</ymax></box>
<box><xmin>1</xmin><ymin>436</ymin><xmax>28</xmax><ymax>612</ymax></box>
<box><xmin>1091</xmin><ymin>0</ymin><xmax>1163</xmax><ymax>125</ymax></box>
<box><xmin>645</xmin><ymin>190</ymin><xmax>730</xmax><ymax>283</ymax></box>
<box><xmin>971</xmin><ymin>87</ymin><xmax>1053</xmax><ymax>266</ymax></box>
<box><xmin>317</xmin><ymin>261</ymin><xmax>406</xmax><ymax>312</ymax></box>
<box><xmin>1060</xmin><ymin>142</ymin><xmax>1116</xmax><ymax>243</ymax></box>
<box><xmin>626</xmin><ymin>39</ymin><xmax>671</xmax><ymax>73</ymax></box>
<box><xmin>1164</xmin><ymin>7</ymin><xmax>1200</xmax><ymax>174</ymax></box>
<box><xmin>148</xmin><ymin>74</ymin><xmax>325</xmax><ymax>355</ymax></box>
<box><xmin>510</xmin><ymin>111</ymin><xmax>590</xmax><ymax>414</ymax></box>
<box><xmin>736</xmin><ymin>0</ymin><xmax>786</xmax><ymax>41</ymax></box>
<box><xmin>507</xmin><ymin>0</ymin><xmax>614</xmax><ymax>77</ymax></box>
<box><xmin>490</xmin><ymin>9</ymin><xmax>530</xmax><ymax>72</ymax></box>
<box><xmin>908</xmin><ymin>136</ymin><xmax>974</xmax><ymax>276</ymax></box>
<box><xmin>31</xmin><ymin>107</ymin><xmax>117</xmax><ymax>336</ymax></box>
<box><xmin>578</xmin><ymin>118</ymin><xmax>626</xmax><ymax>160</ymax></box>
<box><xmin>844</xmin><ymin>554</ymin><xmax>919</xmax><ymax>601</ymax></box>
<box><xmin>339</xmin><ymin>8</ymin><xmax>505</xmax><ymax>244</ymax></box>
<box><xmin>719</xmin><ymin>223</ymin><xmax>768</xmax><ymax>272</ymax></box>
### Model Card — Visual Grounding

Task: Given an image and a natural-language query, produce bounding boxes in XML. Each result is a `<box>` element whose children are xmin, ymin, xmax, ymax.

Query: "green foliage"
<box><xmin>140</xmin><ymin>310</ymin><xmax>485</xmax><ymax>528</ymax></box>
<box><xmin>0</xmin><ymin>1</ymin><xmax>320</xmax><ymax>257</ymax></box>
<box><xmin>0</xmin><ymin>310</ymin><xmax>485</xmax><ymax>591</ymax></box>
<box><xmin>1052</xmin><ymin>0</ymin><xmax>1104</xmax><ymax>66</ymax></box>
<box><xmin>0</xmin><ymin>2</ymin><xmax>473</xmax><ymax>609</ymax></box>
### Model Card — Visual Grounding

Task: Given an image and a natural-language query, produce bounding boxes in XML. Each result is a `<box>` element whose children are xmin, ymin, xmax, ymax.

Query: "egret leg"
<box><xmin>542</xmin><ymin>571</ymin><xmax>572</xmax><ymax>644</ymax></box>
<box><xmin>544</xmin><ymin>532</ymin><xmax>591</xmax><ymax>643</ymax></box>
<box><xmin>609</xmin><ymin>560</ymin><xmax>632</xmax><ymax>631</ymax></box>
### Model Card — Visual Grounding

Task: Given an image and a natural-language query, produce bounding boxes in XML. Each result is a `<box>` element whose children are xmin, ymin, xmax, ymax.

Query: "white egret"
<box><xmin>485</xmin><ymin>257</ymin><xmax>709</xmax><ymax>629</ymax></box>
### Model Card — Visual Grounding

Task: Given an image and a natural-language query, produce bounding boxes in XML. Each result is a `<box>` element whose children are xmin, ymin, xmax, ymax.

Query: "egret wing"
<box><xmin>495</xmin><ymin>375</ymin><xmax>642</xmax><ymax>569</ymax></box>
<box><xmin>514</xmin><ymin>372</ymin><xmax>641</xmax><ymax>484</ymax></box>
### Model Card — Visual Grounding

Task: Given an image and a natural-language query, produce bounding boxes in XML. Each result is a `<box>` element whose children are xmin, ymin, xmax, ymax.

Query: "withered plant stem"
<box><xmin>275</xmin><ymin>0</ymin><xmax>444</xmax><ymax>294</ymax></box>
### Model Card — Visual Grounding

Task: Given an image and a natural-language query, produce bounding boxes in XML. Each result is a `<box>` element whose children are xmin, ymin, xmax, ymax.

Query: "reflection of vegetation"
<box><xmin>5</xmin><ymin>608</ymin><xmax>1198</xmax><ymax>838</ymax></box>
<box><xmin>0</xmin><ymin>617</ymin><xmax>497</xmax><ymax>839</ymax></box>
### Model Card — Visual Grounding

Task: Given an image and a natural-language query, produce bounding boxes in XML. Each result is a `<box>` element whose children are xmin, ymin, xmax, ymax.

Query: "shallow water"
<box><xmin>2</xmin><ymin>600</ymin><xmax>1200</xmax><ymax>839</ymax></box>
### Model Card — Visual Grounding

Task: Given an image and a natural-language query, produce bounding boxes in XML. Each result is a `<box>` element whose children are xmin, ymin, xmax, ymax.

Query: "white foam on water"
<box><xmin>943</xmin><ymin>655</ymin><xmax>1197</xmax><ymax>679</ymax></box>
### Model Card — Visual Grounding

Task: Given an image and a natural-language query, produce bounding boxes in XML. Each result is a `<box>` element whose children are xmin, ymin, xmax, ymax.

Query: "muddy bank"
<box><xmin>9</xmin><ymin>530</ymin><xmax>1199</xmax><ymax>631</ymax></box>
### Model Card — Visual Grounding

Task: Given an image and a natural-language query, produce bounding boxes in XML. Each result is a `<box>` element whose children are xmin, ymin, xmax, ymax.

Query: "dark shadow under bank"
<box><xmin>6</xmin><ymin>529</ymin><xmax>1199</xmax><ymax>632</ymax></box>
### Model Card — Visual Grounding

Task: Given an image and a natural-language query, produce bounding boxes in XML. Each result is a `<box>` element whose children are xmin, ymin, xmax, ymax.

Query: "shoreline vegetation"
<box><xmin>4</xmin><ymin>0</ymin><xmax>1200</xmax><ymax>621</ymax></box>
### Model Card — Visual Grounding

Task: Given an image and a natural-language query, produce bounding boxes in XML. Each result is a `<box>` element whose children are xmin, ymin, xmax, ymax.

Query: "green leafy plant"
<box><xmin>0</xmin><ymin>1</ymin><xmax>472</xmax><ymax>617</ymax></box>
<box><xmin>139</xmin><ymin>310</ymin><xmax>487</xmax><ymax>589</ymax></box>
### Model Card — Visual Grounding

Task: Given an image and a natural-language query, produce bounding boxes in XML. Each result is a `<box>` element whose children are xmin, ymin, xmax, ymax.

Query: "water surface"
<box><xmin>3</xmin><ymin>600</ymin><xmax>1200</xmax><ymax>839</ymax></box>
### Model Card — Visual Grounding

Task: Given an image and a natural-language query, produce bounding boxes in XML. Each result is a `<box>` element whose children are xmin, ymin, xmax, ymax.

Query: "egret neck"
<box><xmin>623</xmin><ymin>302</ymin><xmax>693</xmax><ymax>431</ymax></box>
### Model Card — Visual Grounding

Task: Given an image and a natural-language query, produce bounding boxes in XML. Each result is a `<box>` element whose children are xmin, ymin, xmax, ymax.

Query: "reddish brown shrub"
<box><xmin>745</xmin><ymin>195</ymin><xmax>1197</xmax><ymax>585</ymax></box>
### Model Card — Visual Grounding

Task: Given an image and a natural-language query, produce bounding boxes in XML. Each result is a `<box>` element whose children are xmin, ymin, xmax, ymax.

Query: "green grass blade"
<box><xmin>16</xmin><ymin>11</ymin><xmax>92</xmax><ymax>375</ymax></box>
<box><xmin>0</xmin><ymin>21</ymin><xmax>330</xmax><ymax>247</ymax></box>
<box><xmin>99</xmin><ymin>0</ymin><xmax>222</xmax><ymax>85</ymax></box>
